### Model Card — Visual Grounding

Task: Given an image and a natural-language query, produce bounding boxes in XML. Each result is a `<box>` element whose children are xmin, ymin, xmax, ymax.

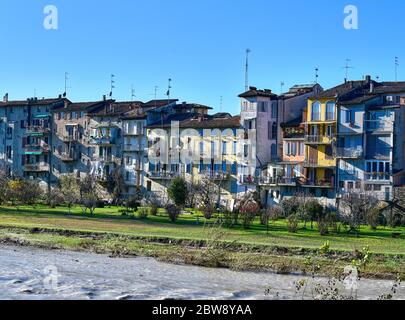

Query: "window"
<box><xmin>344</xmin><ymin>109</ymin><xmax>354</xmax><ymax>124</ymax></box>
<box><xmin>271</xmin><ymin>103</ymin><xmax>277</xmax><ymax>118</ymax></box>
<box><xmin>258</xmin><ymin>101</ymin><xmax>267</xmax><ymax>112</ymax></box>
<box><xmin>326</xmin><ymin>102</ymin><xmax>335</xmax><ymax>120</ymax></box>
<box><xmin>311</xmin><ymin>101</ymin><xmax>321</xmax><ymax>121</ymax></box>
<box><xmin>325</xmin><ymin>146</ymin><xmax>333</xmax><ymax>159</ymax></box>
<box><xmin>326</xmin><ymin>125</ymin><xmax>333</xmax><ymax>137</ymax></box>
<box><xmin>272</xmin><ymin>123</ymin><xmax>277</xmax><ymax>140</ymax></box>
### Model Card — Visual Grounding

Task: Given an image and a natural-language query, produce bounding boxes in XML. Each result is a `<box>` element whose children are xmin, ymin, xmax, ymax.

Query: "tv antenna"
<box><xmin>395</xmin><ymin>57</ymin><xmax>399</xmax><ymax>81</ymax></box>
<box><xmin>343</xmin><ymin>59</ymin><xmax>354</xmax><ymax>82</ymax></box>
<box><xmin>109</xmin><ymin>74</ymin><xmax>116</xmax><ymax>98</ymax></box>
<box><xmin>245</xmin><ymin>48</ymin><xmax>251</xmax><ymax>92</ymax></box>
<box><xmin>166</xmin><ymin>78</ymin><xmax>172</xmax><ymax>102</ymax></box>
<box><xmin>131</xmin><ymin>84</ymin><xmax>136</xmax><ymax>101</ymax></box>
<box><xmin>220</xmin><ymin>96</ymin><xmax>223</xmax><ymax>112</ymax></box>
<box><xmin>64</xmin><ymin>72</ymin><xmax>70</xmax><ymax>97</ymax></box>
<box><xmin>280</xmin><ymin>81</ymin><xmax>285</xmax><ymax>94</ymax></box>
<box><xmin>314</xmin><ymin>68</ymin><xmax>319</xmax><ymax>84</ymax></box>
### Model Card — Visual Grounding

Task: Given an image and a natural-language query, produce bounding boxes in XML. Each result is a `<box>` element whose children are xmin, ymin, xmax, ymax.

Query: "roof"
<box><xmin>143</xmin><ymin>99</ymin><xmax>178</xmax><ymax>109</ymax></box>
<box><xmin>239</xmin><ymin>87</ymin><xmax>278</xmax><ymax>99</ymax></box>
<box><xmin>173</xmin><ymin>103</ymin><xmax>213</xmax><ymax>110</ymax></box>
<box><xmin>281</xmin><ymin>116</ymin><xmax>303</xmax><ymax>128</ymax></box>
<box><xmin>147</xmin><ymin>114</ymin><xmax>241</xmax><ymax>129</ymax></box>
<box><xmin>310</xmin><ymin>81</ymin><xmax>367</xmax><ymax>100</ymax></box>
<box><xmin>0</xmin><ymin>98</ymin><xmax>69</xmax><ymax>107</ymax></box>
<box><xmin>52</xmin><ymin>101</ymin><xmax>106</xmax><ymax>112</ymax></box>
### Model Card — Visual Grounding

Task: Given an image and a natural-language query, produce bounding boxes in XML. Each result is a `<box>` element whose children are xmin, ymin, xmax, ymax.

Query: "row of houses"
<box><xmin>1</xmin><ymin>76</ymin><xmax>405</xmax><ymax>209</ymax></box>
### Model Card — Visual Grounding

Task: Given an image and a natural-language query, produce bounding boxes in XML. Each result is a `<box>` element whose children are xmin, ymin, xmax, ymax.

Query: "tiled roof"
<box><xmin>0</xmin><ymin>98</ymin><xmax>69</xmax><ymax>107</ymax></box>
<box><xmin>239</xmin><ymin>87</ymin><xmax>278</xmax><ymax>99</ymax></box>
<box><xmin>147</xmin><ymin>114</ymin><xmax>241</xmax><ymax>129</ymax></box>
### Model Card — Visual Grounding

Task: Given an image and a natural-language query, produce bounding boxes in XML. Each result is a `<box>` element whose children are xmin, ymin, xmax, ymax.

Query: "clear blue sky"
<box><xmin>0</xmin><ymin>0</ymin><xmax>403</xmax><ymax>114</ymax></box>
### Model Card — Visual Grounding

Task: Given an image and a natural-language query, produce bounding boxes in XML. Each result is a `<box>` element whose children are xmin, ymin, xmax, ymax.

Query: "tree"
<box><xmin>306</xmin><ymin>199</ymin><xmax>324</xmax><ymax>229</ymax></box>
<box><xmin>18</xmin><ymin>180</ymin><xmax>44</xmax><ymax>206</ymax></box>
<box><xmin>168</xmin><ymin>177</ymin><xmax>189</xmax><ymax>208</ymax></box>
<box><xmin>195</xmin><ymin>178</ymin><xmax>217</xmax><ymax>219</ymax></box>
<box><xmin>280</xmin><ymin>196</ymin><xmax>301</xmax><ymax>218</ymax></box>
<box><xmin>46</xmin><ymin>187</ymin><xmax>64</xmax><ymax>208</ymax></box>
<box><xmin>166</xmin><ymin>204</ymin><xmax>180</xmax><ymax>223</ymax></box>
<box><xmin>60</xmin><ymin>174</ymin><xmax>80</xmax><ymax>214</ymax></box>
<box><xmin>240</xmin><ymin>200</ymin><xmax>260</xmax><ymax>229</ymax></box>
<box><xmin>339</xmin><ymin>192</ymin><xmax>379</xmax><ymax>235</ymax></box>
<box><xmin>79</xmin><ymin>175</ymin><xmax>99</xmax><ymax>215</ymax></box>
<box><xmin>109</xmin><ymin>168</ymin><xmax>125</xmax><ymax>205</ymax></box>
<box><xmin>0</xmin><ymin>169</ymin><xmax>10</xmax><ymax>205</ymax></box>
<box><xmin>7</xmin><ymin>179</ymin><xmax>24</xmax><ymax>206</ymax></box>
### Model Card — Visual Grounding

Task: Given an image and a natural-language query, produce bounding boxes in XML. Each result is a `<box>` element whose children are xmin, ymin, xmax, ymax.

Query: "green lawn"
<box><xmin>0</xmin><ymin>205</ymin><xmax>404</xmax><ymax>255</ymax></box>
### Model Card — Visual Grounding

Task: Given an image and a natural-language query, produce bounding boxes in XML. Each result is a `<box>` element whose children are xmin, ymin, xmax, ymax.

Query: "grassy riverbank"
<box><xmin>0</xmin><ymin>205</ymin><xmax>404</xmax><ymax>279</ymax></box>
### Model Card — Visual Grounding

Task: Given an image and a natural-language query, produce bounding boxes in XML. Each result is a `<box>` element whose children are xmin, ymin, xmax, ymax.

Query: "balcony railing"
<box><xmin>302</xmin><ymin>178</ymin><xmax>334</xmax><ymax>188</ymax></box>
<box><xmin>366</xmin><ymin>148</ymin><xmax>392</xmax><ymax>160</ymax></box>
<box><xmin>26</xmin><ymin>126</ymin><xmax>50</xmax><ymax>135</ymax></box>
<box><xmin>24</xmin><ymin>143</ymin><xmax>50</xmax><ymax>154</ymax></box>
<box><xmin>89</xmin><ymin>136</ymin><xmax>116</xmax><ymax>145</ymax></box>
<box><xmin>61</xmin><ymin>134</ymin><xmax>79</xmax><ymax>143</ymax></box>
<box><xmin>124</xmin><ymin>144</ymin><xmax>143</xmax><ymax>152</ymax></box>
<box><xmin>335</xmin><ymin>147</ymin><xmax>364</xmax><ymax>159</ymax></box>
<box><xmin>60</xmin><ymin>153</ymin><xmax>77</xmax><ymax>162</ymax></box>
<box><xmin>277</xmin><ymin>177</ymin><xmax>299</xmax><ymax>185</ymax></box>
<box><xmin>364</xmin><ymin>172</ymin><xmax>392</xmax><ymax>181</ymax></box>
<box><xmin>240</xmin><ymin>175</ymin><xmax>258</xmax><ymax>185</ymax></box>
<box><xmin>365</xmin><ymin>120</ymin><xmax>393</xmax><ymax>132</ymax></box>
<box><xmin>304</xmin><ymin>135</ymin><xmax>333</xmax><ymax>144</ymax></box>
<box><xmin>202</xmin><ymin>171</ymin><xmax>229</xmax><ymax>181</ymax></box>
<box><xmin>339</xmin><ymin>191</ymin><xmax>392</xmax><ymax>202</ymax></box>
<box><xmin>148</xmin><ymin>171</ymin><xmax>180</xmax><ymax>180</ymax></box>
<box><xmin>258</xmin><ymin>177</ymin><xmax>278</xmax><ymax>185</ymax></box>
<box><xmin>23</xmin><ymin>163</ymin><xmax>50</xmax><ymax>172</ymax></box>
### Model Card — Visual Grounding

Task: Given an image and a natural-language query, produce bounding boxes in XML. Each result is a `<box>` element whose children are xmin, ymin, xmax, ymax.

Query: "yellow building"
<box><xmin>303</xmin><ymin>94</ymin><xmax>337</xmax><ymax>200</ymax></box>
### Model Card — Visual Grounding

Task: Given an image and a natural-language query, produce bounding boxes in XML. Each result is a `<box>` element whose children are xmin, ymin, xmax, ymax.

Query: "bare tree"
<box><xmin>79</xmin><ymin>174</ymin><xmax>99</xmax><ymax>215</ymax></box>
<box><xmin>339</xmin><ymin>192</ymin><xmax>379</xmax><ymax>235</ymax></box>
<box><xmin>195</xmin><ymin>178</ymin><xmax>218</xmax><ymax>219</ymax></box>
<box><xmin>60</xmin><ymin>174</ymin><xmax>80</xmax><ymax>214</ymax></box>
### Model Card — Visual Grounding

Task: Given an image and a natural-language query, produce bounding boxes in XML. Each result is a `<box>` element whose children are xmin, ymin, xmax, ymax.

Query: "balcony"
<box><xmin>93</xmin><ymin>155</ymin><xmax>120</xmax><ymax>164</ymax></box>
<box><xmin>258</xmin><ymin>177</ymin><xmax>278</xmax><ymax>186</ymax></box>
<box><xmin>202</xmin><ymin>171</ymin><xmax>230</xmax><ymax>181</ymax></box>
<box><xmin>366</xmin><ymin>148</ymin><xmax>391</xmax><ymax>160</ymax></box>
<box><xmin>89</xmin><ymin>136</ymin><xmax>116</xmax><ymax>146</ymax></box>
<box><xmin>148</xmin><ymin>171</ymin><xmax>180</xmax><ymax>180</ymax></box>
<box><xmin>277</xmin><ymin>177</ymin><xmax>299</xmax><ymax>186</ymax></box>
<box><xmin>304</xmin><ymin>135</ymin><xmax>333</xmax><ymax>145</ymax></box>
<box><xmin>61</xmin><ymin>134</ymin><xmax>79</xmax><ymax>143</ymax></box>
<box><xmin>364</xmin><ymin>172</ymin><xmax>391</xmax><ymax>182</ymax></box>
<box><xmin>239</xmin><ymin>175</ymin><xmax>258</xmax><ymax>185</ymax></box>
<box><xmin>302</xmin><ymin>178</ymin><xmax>334</xmax><ymax>188</ymax></box>
<box><xmin>124</xmin><ymin>144</ymin><xmax>143</xmax><ymax>152</ymax></box>
<box><xmin>365</xmin><ymin>120</ymin><xmax>393</xmax><ymax>132</ymax></box>
<box><xmin>26</xmin><ymin>126</ymin><xmax>50</xmax><ymax>136</ymax></box>
<box><xmin>335</xmin><ymin>147</ymin><xmax>364</xmax><ymax>159</ymax></box>
<box><xmin>60</xmin><ymin>153</ymin><xmax>77</xmax><ymax>162</ymax></box>
<box><xmin>24</xmin><ymin>143</ymin><xmax>50</xmax><ymax>154</ymax></box>
<box><xmin>24</xmin><ymin>163</ymin><xmax>50</xmax><ymax>172</ymax></box>
<box><xmin>339</xmin><ymin>191</ymin><xmax>392</xmax><ymax>202</ymax></box>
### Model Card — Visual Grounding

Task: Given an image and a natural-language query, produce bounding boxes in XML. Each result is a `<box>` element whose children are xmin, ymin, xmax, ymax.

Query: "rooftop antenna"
<box><xmin>131</xmin><ymin>84</ymin><xmax>136</xmax><ymax>101</ymax></box>
<box><xmin>395</xmin><ymin>57</ymin><xmax>399</xmax><ymax>81</ymax></box>
<box><xmin>64</xmin><ymin>72</ymin><xmax>70</xmax><ymax>97</ymax></box>
<box><xmin>166</xmin><ymin>78</ymin><xmax>172</xmax><ymax>103</ymax></box>
<box><xmin>314</xmin><ymin>68</ymin><xmax>319</xmax><ymax>84</ymax></box>
<box><xmin>34</xmin><ymin>89</ymin><xmax>37</xmax><ymax>98</ymax></box>
<box><xmin>280</xmin><ymin>81</ymin><xmax>285</xmax><ymax>94</ymax></box>
<box><xmin>109</xmin><ymin>74</ymin><xmax>115</xmax><ymax>98</ymax></box>
<box><xmin>343</xmin><ymin>59</ymin><xmax>354</xmax><ymax>82</ymax></box>
<box><xmin>220</xmin><ymin>96</ymin><xmax>223</xmax><ymax>112</ymax></box>
<box><xmin>245</xmin><ymin>48</ymin><xmax>251</xmax><ymax>92</ymax></box>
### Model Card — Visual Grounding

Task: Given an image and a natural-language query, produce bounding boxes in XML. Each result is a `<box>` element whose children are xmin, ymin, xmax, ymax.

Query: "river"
<box><xmin>0</xmin><ymin>245</ymin><xmax>403</xmax><ymax>300</ymax></box>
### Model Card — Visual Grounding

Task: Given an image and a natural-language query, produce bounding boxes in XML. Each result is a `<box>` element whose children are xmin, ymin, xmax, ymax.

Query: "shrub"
<box><xmin>150</xmin><ymin>204</ymin><xmax>159</xmax><ymax>216</ymax></box>
<box><xmin>138</xmin><ymin>208</ymin><xmax>149</xmax><ymax>219</ymax></box>
<box><xmin>168</xmin><ymin>177</ymin><xmax>189</xmax><ymax>208</ymax></box>
<box><xmin>287</xmin><ymin>214</ymin><xmax>300</xmax><ymax>233</ymax></box>
<box><xmin>281</xmin><ymin>197</ymin><xmax>300</xmax><ymax>218</ymax></box>
<box><xmin>166</xmin><ymin>204</ymin><xmax>180</xmax><ymax>223</ymax></box>
<box><xmin>240</xmin><ymin>201</ymin><xmax>260</xmax><ymax>229</ymax></box>
<box><xmin>47</xmin><ymin>188</ymin><xmax>64</xmax><ymax>208</ymax></box>
<box><xmin>365</xmin><ymin>208</ymin><xmax>381</xmax><ymax>230</ymax></box>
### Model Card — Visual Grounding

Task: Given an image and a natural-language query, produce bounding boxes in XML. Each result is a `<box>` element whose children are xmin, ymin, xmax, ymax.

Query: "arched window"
<box><xmin>326</xmin><ymin>101</ymin><xmax>335</xmax><ymax>120</ymax></box>
<box><xmin>311</xmin><ymin>101</ymin><xmax>321</xmax><ymax>121</ymax></box>
<box><xmin>271</xmin><ymin>144</ymin><xmax>277</xmax><ymax>157</ymax></box>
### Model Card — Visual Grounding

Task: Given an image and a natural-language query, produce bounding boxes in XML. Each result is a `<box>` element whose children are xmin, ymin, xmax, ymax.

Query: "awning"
<box><xmin>25</xmin><ymin>152</ymin><xmax>42</xmax><ymax>155</ymax></box>
<box><xmin>34</xmin><ymin>114</ymin><xmax>50</xmax><ymax>119</ymax></box>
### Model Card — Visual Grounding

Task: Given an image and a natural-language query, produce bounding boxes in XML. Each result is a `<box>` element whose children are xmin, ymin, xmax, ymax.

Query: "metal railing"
<box><xmin>304</xmin><ymin>135</ymin><xmax>333</xmax><ymax>144</ymax></box>
<box><xmin>23</xmin><ymin>163</ymin><xmax>50</xmax><ymax>172</ymax></box>
<box><xmin>148</xmin><ymin>171</ymin><xmax>180</xmax><ymax>179</ymax></box>
<box><xmin>335</xmin><ymin>147</ymin><xmax>364</xmax><ymax>158</ymax></box>
<box><xmin>365</xmin><ymin>120</ymin><xmax>393</xmax><ymax>132</ymax></box>
<box><xmin>26</xmin><ymin>126</ymin><xmax>50</xmax><ymax>135</ymax></box>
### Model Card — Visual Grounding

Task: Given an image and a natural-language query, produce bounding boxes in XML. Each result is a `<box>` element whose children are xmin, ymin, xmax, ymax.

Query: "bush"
<box><xmin>365</xmin><ymin>208</ymin><xmax>381</xmax><ymax>230</ymax></box>
<box><xmin>240</xmin><ymin>201</ymin><xmax>260</xmax><ymax>229</ymax></box>
<box><xmin>150</xmin><ymin>204</ymin><xmax>159</xmax><ymax>216</ymax></box>
<box><xmin>261</xmin><ymin>206</ymin><xmax>283</xmax><ymax>225</ymax></box>
<box><xmin>166</xmin><ymin>204</ymin><xmax>180</xmax><ymax>223</ymax></box>
<box><xmin>138</xmin><ymin>208</ymin><xmax>149</xmax><ymax>219</ymax></box>
<box><xmin>168</xmin><ymin>177</ymin><xmax>189</xmax><ymax>208</ymax></box>
<box><xmin>287</xmin><ymin>214</ymin><xmax>300</xmax><ymax>233</ymax></box>
<box><xmin>47</xmin><ymin>188</ymin><xmax>64</xmax><ymax>208</ymax></box>
<box><xmin>281</xmin><ymin>197</ymin><xmax>300</xmax><ymax>218</ymax></box>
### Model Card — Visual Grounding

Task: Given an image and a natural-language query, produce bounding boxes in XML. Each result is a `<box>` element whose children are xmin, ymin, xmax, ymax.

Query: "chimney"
<box><xmin>103</xmin><ymin>95</ymin><xmax>106</xmax><ymax>101</ymax></box>
<box><xmin>3</xmin><ymin>93</ymin><xmax>8</xmax><ymax>103</ymax></box>
<box><xmin>365</xmin><ymin>75</ymin><xmax>371</xmax><ymax>83</ymax></box>
<box><xmin>58</xmin><ymin>94</ymin><xmax>62</xmax><ymax>99</ymax></box>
